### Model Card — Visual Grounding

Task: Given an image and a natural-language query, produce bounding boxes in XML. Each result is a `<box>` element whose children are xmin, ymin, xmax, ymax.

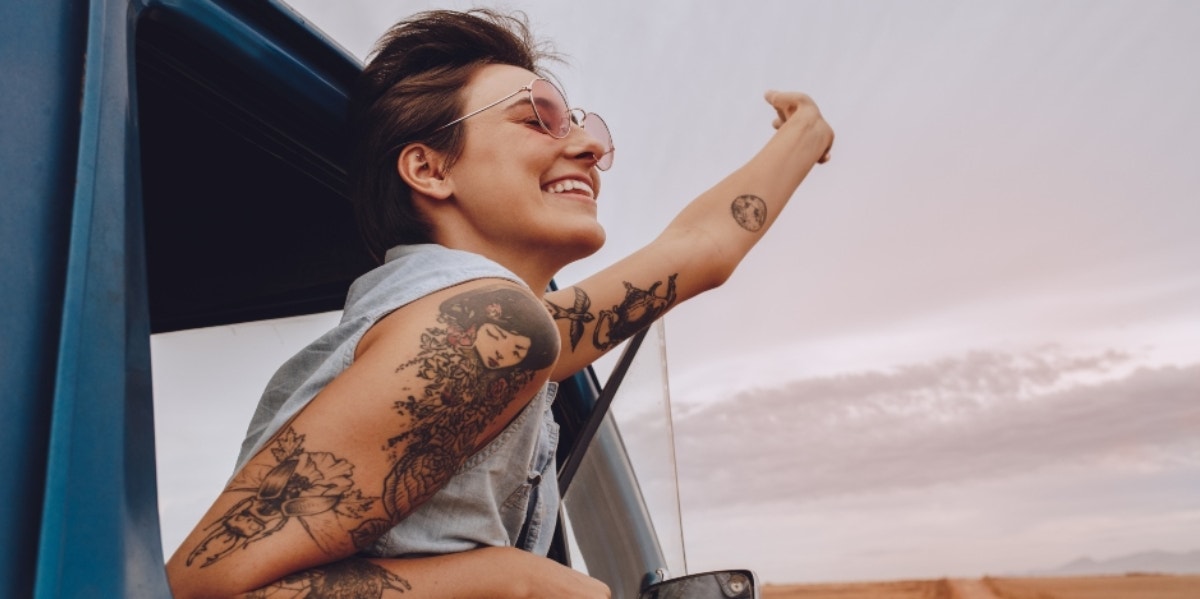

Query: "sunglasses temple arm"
<box><xmin>434</xmin><ymin>86</ymin><xmax>529</xmax><ymax>133</ymax></box>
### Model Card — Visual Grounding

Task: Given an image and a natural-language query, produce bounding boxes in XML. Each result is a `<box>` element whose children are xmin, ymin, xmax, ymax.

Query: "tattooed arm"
<box><xmin>232</xmin><ymin>549</ymin><xmax>607</xmax><ymax>599</ymax></box>
<box><xmin>166</xmin><ymin>280</ymin><xmax>611</xmax><ymax>598</ymax></box>
<box><xmin>545</xmin><ymin>91</ymin><xmax>833</xmax><ymax>379</ymax></box>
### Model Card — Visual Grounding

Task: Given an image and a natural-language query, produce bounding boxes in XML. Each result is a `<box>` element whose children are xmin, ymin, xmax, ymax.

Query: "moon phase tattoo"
<box><xmin>730</xmin><ymin>194</ymin><xmax>767</xmax><ymax>232</ymax></box>
<box><xmin>186</xmin><ymin>427</ymin><xmax>380</xmax><ymax>568</ymax></box>
<box><xmin>544</xmin><ymin>286</ymin><xmax>595</xmax><ymax>351</ymax></box>
<box><xmin>385</xmin><ymin>285</ymin><xmax>558</xmax><ymax>522</ymax></box>
<box><xmin>593</xmin><ymin>275</ymin><xmax>678</xmax><ymax>350</ymax></box>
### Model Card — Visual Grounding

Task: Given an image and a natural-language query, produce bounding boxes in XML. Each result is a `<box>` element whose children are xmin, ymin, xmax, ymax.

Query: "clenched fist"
<box><xmin>765</xmin><ymin>90</ymin><xmax>834</xmax><ymax>163</ymax></box>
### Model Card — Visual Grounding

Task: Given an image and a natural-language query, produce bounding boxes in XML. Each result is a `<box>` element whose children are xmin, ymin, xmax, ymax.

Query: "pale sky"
<box><xmin>153</xmin><ymin>0</ymin><xmax>1200</xmax><ymax>584</ymax></box>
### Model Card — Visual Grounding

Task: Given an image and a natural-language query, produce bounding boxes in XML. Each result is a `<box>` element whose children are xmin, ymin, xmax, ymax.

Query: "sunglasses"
<box><xmin>435</xmin><ymin>77</ymin><xmax>614</xmax><ymax>171</ymax></box>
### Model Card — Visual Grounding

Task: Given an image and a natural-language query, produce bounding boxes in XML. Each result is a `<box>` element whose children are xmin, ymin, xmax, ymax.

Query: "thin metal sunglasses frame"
<box><xmin>436</xmin><ymin>77</ymin><xmax>614</xmax><ymax>157</ymax></box>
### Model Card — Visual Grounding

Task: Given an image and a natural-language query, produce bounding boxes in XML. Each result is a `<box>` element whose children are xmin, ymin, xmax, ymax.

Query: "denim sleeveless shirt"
<box><xmin>233</xmin><ymin>244</ymin><xmax>561</xmax><ymax>556</ymax></box>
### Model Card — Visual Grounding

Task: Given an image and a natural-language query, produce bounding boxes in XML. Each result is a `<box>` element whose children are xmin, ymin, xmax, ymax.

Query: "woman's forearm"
<box><xmin>229</xmin><ymin>547</ymin><xmax>608</xmax><ymax>599</ymax></box>
<box><xmin>663</xmin><ymin>92</ymin><xmax>834</xmax><ymax>287</ymax></box>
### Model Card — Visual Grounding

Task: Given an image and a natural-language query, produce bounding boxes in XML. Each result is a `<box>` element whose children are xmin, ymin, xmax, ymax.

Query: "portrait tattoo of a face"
<box><xmin>730</xmin><ymin>194</ymin><xmax>767</xmax><ymax>232</ymax></box>
<box><xmin>384</xmin><ymin>285</ymin><xmax>559</xmax><ymax>523</ymax></box>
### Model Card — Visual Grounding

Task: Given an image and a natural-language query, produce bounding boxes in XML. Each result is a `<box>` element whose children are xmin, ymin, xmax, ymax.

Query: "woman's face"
<box><xmin>441</xmin><ymin>64</ymin><xmax>608</xmax><ymax>263</ymax></box>
<box><xmin>473</xmin><ymin>322</ymin><xmax>532</xmax><ymax>369</ymax></box>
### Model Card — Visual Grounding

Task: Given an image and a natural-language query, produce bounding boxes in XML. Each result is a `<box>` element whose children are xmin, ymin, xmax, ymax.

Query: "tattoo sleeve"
<box><xmin>593</xmin><ymin>275</ymin><xmax>678</xmax><ymax>350</ymax></box>
<box><xmin>186</xmin><ymin>286</ymin><xmax>557</xmax><ymax>577</ymax></box>
<box><xmin>731</xmin><ymin>194</ymin><xmax>767</xmax><ymax>232</ymax></box>
<box><xmin>385</xmin><ymin>285</ymin><xmax>558</xmax><ymax>521</ymax></box>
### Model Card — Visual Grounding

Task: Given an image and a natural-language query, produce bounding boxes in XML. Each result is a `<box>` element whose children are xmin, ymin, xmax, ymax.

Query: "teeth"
<box><xmin>544</xmin><ymin>179</ymin><xmax>593</xmax><ymax>197</ymax></box>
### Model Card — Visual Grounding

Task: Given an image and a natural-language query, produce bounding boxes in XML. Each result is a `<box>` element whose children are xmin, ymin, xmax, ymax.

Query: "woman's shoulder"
<box><xmin>344</xmin><ymin>244</ymin><xmax>524</xmax><ymax>321</ymax></box>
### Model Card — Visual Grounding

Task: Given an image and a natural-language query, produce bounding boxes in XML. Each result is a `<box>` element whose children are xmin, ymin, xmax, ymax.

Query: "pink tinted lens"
<box><xmin>582</xmin><ymin>112</ymin><xmax>614</xmax><ymax>171</ymax></box>
<box><xmin>531</xmin><ymin>79</ymin><xmax>571</xmax><ymax>137</ymax></box>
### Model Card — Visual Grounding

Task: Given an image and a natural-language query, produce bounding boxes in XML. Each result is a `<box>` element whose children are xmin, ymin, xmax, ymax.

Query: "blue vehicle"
<box><xmin>2</xmin><ymin>1</ymin><xmax>756</xmax><ymax>596</ymax></box>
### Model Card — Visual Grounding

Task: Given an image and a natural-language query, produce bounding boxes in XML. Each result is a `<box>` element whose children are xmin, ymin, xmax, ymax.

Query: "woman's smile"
<box><xmin>540</xmin><ymin>176</ymin><xmax>596</xmax><ymax>203</ymax></box>
<box><xmin>541</xmin><ymin>177</ymin><xmax>594</xmax><ymax>198</ymax></box>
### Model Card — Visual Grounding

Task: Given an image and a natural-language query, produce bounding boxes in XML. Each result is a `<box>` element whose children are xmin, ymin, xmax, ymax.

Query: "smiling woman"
<box><xmin>162</xmin><ymin>7</ymin><xmax>831</xmax><ymax>599</ymax></box>
<box><xmin>237</xmin><ymin>0</ymin><xmax>1200</xmax><ymax>588</ymax></box>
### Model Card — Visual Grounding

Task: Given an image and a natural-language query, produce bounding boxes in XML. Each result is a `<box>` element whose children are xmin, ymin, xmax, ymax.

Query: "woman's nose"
<box><xmin>567</xmin><ymin>122</ymin><xmax>608</xmax><ymax>167</ymax></box>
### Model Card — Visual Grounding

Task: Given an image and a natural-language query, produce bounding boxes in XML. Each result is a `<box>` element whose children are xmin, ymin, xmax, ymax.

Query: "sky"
<box><xmin>152</xmin><ymin>0</ymin><xmax>1200</xmax><ymax>584</ymax></box>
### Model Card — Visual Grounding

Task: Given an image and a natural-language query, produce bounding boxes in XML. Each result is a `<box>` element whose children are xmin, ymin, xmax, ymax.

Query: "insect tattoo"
<box><xmin>544</xmin><ymin>286</ymin><xmax>595</xmax><ymax>351</ymax></box>
<box><xmin>730</xmin><ymin>194</ymin><xmax>768</xmax><ymax>232</ymax></box>
<box><xmin>185</xmin><ymin>427</ymin><xmax>379</xmax><ymax>568</ymax></box>
<box><xmin>593</xmin><ymin>275</ymin><xmax>678</xmax><ymax>350</ymax></box>
<box><xmin>384</xmin><ymin>285</ymin><xmax>558</xmax><ymax>522</ymax></box>
<box><xmin>243</xmin><ymin>558</ymin><xmax>412</xmax><ymax>598</ymax></box>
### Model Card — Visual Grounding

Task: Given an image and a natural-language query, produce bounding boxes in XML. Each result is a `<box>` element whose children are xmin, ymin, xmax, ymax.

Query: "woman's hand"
<box><xmin>765</xmin><ymin>90</ymin><xmax>834</xmax><ymax>163</ymax></box>
<box><xmin>545</xmin><ymin>90</ymin><xmax>837</xmax><ymax>382</ymax></box>
<box><xmin>490</xmin><ymin>547</ymin><xmax>612</xmax><ymax>599</ymax></box>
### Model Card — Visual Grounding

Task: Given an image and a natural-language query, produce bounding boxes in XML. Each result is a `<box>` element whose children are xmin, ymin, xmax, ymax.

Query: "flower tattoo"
<box><xmin>186</xmin><ymin>427</ymin><xmax>378</xmax><ymax>568</ymax></box>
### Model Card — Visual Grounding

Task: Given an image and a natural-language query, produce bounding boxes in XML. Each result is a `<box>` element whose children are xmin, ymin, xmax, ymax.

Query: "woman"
<box><xmin>166</xmin><ymin>8</ymin><xmax>832</xmax><ymax>599</ymax></box>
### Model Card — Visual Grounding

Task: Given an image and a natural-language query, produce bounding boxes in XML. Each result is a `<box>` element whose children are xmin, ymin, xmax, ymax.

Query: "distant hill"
<box><xmin>1035</xmin><ymin>550</ymin><xmax>1200</xmax><ymax>576</ymax></box>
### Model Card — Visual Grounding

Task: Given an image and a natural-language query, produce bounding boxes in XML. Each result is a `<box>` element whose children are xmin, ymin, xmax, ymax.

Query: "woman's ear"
<box><xmin>397</xmin><ymin>144</ymin><xmax>453</xmax><ymax>200</ymax></box>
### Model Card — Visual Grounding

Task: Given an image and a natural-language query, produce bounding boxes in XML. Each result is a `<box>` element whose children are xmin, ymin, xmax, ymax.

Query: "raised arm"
<box><xmin>166</xmin><ymin>279</ymin><xmax>606</xmax><ymax>598</ymax></box>
<box><xmin>545</xmin><ymin>91</ymin><xmax>833</xmax><ymax>379</ymax></box>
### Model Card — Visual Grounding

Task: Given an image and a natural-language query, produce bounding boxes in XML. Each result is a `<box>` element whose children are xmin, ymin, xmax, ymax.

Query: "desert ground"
<box><xmin>762</xmin><ymin>574</ymin><xmax>1200</xmax><ymax>599</ymax></box>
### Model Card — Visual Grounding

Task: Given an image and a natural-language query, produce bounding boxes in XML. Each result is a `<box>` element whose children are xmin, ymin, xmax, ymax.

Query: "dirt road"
<box><xmin>950</xmin><ymin>579</ymin><xmax>1002</xmax><ymax>599</ymax></box>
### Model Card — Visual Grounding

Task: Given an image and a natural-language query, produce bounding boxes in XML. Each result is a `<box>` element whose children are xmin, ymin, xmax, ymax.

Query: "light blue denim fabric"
<box><xmin>233</xmin><ymin>244</ymin><xmax>561</xmax><ymax>556</ymax></box>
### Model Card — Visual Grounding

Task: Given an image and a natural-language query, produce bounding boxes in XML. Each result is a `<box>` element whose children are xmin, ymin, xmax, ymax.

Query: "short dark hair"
<box><xmin>347</xmin><ymin>9</ymin><xmax>558</xmax><ymax>261</ymax></box>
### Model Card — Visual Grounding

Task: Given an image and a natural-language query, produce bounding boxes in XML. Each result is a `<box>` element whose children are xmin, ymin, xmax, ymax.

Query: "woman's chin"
<box><xmin>551</xmin><ymin>225</ymin><xmax>606</xmax><ymax>265</ymax></box>
<box><xmin>574</xmin><ymin>224</ymin><xmax>607</xmax><ymax>257</ymax></box>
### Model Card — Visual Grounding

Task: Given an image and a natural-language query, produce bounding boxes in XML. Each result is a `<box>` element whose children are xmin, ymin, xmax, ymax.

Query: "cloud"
<box><xmin>617</xmin><ymin>348</ymin><xmax>1200</xmax><ymax>509</ymax></box>
<box><xmin>681</xmin><ymin>463</ymin><xmax>1200</xmax><ymax>582</ymax></box>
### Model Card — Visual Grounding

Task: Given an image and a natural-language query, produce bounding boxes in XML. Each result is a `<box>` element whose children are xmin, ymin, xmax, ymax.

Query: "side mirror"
<box><xmin>638</xmin><ymin>570</ymin><xmax>758</xmax><ymax>599</ymax></box>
